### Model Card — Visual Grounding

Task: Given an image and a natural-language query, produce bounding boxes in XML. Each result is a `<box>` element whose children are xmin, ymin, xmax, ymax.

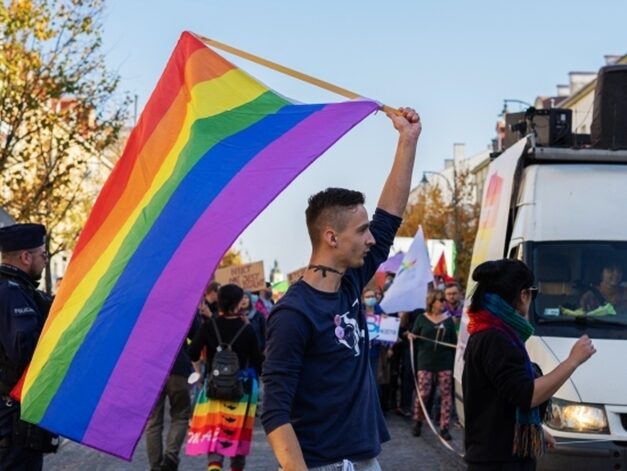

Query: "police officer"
<box><xmin>0</xmin><ymin>223</ymin><xmax>58</xmax><ymax>470</ymax></box>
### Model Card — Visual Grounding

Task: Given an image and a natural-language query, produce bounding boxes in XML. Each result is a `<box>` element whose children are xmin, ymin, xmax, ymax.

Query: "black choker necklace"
<box><xmin>307</xmin><ymin>264</ymin><xmax>344</xmax><ymax>277</ymax></box>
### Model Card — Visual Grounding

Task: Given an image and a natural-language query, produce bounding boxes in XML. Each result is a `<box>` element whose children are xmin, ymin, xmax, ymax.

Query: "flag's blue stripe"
<box><xmin>39</xmin><ymin>103</ymin><xmax>324</xmax><ymax>440</ymax></box>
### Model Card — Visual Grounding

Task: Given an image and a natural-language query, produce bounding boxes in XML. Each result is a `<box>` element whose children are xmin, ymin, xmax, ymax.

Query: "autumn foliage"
<box><xmin>0</xmin><ymin>0</ymin><xmax>128</xmax><ymax>269</ymax></box>
<box><xmin>399</xmin><ymin>165</ymin><xmax>480</xmax><ymax>287</ymax></box>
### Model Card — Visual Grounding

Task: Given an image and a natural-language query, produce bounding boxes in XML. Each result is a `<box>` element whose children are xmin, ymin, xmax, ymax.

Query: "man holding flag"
<box><xmin>262</xmin><ymin>107</ymin><xmax>420</xmax><ymax>470</ymax></box>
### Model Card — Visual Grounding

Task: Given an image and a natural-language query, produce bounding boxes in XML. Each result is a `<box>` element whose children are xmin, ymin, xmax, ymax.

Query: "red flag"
<box><xmin>433</xmin><ymin>253</ymin><xmax>447</xmax><ymax>277</ymax></box>
<box><xmin>433</xmin><ymin>253</ymin><xmax>455</xmax><ymax>283</ymax></box>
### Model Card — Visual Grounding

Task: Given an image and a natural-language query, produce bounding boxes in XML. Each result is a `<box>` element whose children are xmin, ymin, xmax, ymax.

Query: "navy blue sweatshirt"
<box><xmin>261</xmin><ymin>208</ymin><xmax>401</xmax><ymax>467</ymax></box>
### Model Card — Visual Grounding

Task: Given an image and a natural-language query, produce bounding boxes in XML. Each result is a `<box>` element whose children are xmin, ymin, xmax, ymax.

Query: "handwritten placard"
<box><xmin>214</xmin><ymin>261</ymin><xmax>266</xmax><ymax>292</ymax></box>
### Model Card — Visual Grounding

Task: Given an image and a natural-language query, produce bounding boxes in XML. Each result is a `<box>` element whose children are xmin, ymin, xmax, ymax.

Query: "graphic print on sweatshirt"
<box><xmin>333</xmin><ymin>298</ymin><xmax>366</xmax><ymax>356</ymax></box>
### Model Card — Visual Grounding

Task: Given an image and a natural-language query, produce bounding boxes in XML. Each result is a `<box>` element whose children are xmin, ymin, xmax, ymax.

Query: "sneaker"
<box><xmin>412</xmin><ymin>422</ymin><xmax>422</xmax><ymax>437</ymax></box>
<box><xmin>439</xmin><ymin>427</ymin><xmax>452</xmax><ymax>441</ymax></box>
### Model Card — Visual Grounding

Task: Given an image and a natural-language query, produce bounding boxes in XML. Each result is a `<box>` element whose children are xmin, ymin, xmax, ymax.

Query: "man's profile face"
<box><xmin>333</xmin><ymin>205</ymin><xmax>375</xmax><ymax>268</ymax></box>
<box><xmin>26</xmin><ymin>245</ymin><xmax>48</xmax><ymax>281</ymax></box>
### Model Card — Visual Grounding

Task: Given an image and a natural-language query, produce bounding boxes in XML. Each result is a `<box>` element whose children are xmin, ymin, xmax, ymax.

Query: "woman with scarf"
<box><xmin>463</xmin><ymin>259</ymin><xmax>596</xmax><ymax>470</ymax></box>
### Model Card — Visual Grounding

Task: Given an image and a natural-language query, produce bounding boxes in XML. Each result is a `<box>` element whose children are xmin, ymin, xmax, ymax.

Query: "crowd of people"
<box><xmin>146</xmin><ymin>268</ymin><xmax>467</xmax><ymax>471</ymax></box>
<box><xmin>144</xmin><ymin>281</ymin><xmax>269</xmax><ymax>471</ymax></box>
<box><xmin>0</xmin><ymin>105</ymin><xmax>597</xmax><ymax>471</ymax></box>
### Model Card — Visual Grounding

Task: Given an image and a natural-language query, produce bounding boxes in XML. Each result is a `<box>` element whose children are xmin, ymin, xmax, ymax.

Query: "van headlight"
<box><xmin>545</xmin><ymin>398</ymin><xmax>609</xmax><ymax>433</ymax></box>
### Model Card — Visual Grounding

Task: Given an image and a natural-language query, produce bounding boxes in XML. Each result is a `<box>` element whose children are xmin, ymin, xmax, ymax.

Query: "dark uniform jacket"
<box><xmin>0</xmin><ymin>264</ymin><xmax>51</xmax><ymax>439</ymax></box>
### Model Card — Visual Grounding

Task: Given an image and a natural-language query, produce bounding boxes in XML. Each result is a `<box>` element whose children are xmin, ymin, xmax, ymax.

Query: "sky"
<box><xmin>101</xmin><ymin>0</ymin><xmax>627</xmax><ymax>278</ymax></box>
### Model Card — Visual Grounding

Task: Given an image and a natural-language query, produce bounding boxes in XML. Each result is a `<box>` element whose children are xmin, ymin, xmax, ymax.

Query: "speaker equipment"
<box><xmin>533</xmin><ymin>108</ymin><xmax>572</xmax><ymax>147</ymax></box>
<box><xmin>503</xmin><ymin>108</ymin><xmax>572</xmax><ymax>149</ymax></box>
<box><xmin>591</xmin><ymin>64</ymin><xmax>627</xmax><ymax>149</ymax></box>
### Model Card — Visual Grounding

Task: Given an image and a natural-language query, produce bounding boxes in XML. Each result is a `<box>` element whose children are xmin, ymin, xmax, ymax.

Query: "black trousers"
<box><xmin>0</xmin><ymin>445</ymin><xmax>43</xmax><ymax>471</ymax></box>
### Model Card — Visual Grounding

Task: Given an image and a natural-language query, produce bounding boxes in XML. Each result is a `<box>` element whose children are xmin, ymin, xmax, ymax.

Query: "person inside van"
<box><xmin>463</xmin><ymin>259</ymin><xmax>596</xmax><ymax>471</ymax></box>
<box><xmin>580</xmin><ymin>260</ymin><xmax>627</xmax><ymax>312</ymax></box>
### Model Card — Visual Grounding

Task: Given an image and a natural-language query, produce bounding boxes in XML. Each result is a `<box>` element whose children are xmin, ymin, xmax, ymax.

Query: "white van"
<box><xmin>455</xmin><ymin>65</ymin><xmax>627</xmax><ymax>470</ymax></box>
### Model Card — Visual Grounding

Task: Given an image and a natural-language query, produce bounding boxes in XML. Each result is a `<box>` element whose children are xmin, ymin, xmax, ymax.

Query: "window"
<box><xmin>528</xmin><ymin>241</ymin><xmax>627</xmax><ymax>339</ymax></box>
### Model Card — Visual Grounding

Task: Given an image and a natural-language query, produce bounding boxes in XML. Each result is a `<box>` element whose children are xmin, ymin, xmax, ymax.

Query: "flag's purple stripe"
<box><xmin>81</xmin><ymin>100</ymin><xmax>378</xmax><ymax>457</ymax></box>
<box><xmin>377</xmin><ymin>251</ymin><xmax>404</xmax><ymax>273</ymax></box>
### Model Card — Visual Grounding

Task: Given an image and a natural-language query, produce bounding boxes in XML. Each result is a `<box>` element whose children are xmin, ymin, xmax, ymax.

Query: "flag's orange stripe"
<box><xmin>46</xmin><ymin>39</ymin><xmax>235</xmax><ymax>329</ymax></box>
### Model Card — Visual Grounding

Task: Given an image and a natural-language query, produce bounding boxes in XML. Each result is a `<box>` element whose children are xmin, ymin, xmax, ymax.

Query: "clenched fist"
<box><xmin>568</xmin><ymin>335</ymin><xmax>596</xmax><ymax>366</ymax></box>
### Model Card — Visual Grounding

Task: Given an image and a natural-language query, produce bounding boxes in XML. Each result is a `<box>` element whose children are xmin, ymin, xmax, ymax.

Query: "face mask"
<box><xmin>364</xmin><ymin>297</ymin><xmax>377</xmax><ymax>307</ymax></box>
<box><xmin>251</xmin><ymin>294</ymin><xmax>259</xmax><ymax>303</ymax></box>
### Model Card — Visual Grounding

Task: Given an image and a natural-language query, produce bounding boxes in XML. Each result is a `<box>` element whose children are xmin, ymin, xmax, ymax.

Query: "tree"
<box><xmin>218</xmin><ymin>249</ymin><xmax>243</xmax><ymax>269</ymax></box>
<box><xmin>399</xmin><ymin>164</ymin><xmax>481</xmax><ymax>287</ymax></box>
<box><xmin>0</xmin><ymin>0</ymin><xmax>129</xmax><ymax>289</ymax></box>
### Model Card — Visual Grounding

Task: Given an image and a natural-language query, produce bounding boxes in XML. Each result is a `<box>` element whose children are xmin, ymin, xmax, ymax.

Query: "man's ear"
<box><xmin>323</xmin><ymin>229</ymin><xmax>338</xmax><ymax>248</ymax></box>
<box><xmin>19</xmin><ymin>250</ymin><xmax>31</xmax><ymax>265</ymax></box>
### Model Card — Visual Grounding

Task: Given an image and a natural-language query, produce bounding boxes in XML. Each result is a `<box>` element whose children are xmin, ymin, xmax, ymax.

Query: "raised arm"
<box><xmin>377</xmin><ymin>107</ymin><xmax>421</xmax><ymax>217</ymax></box>
<box><xmin>531</xmin><ymin>335</ymin><xmax>595</xmax><ymax>407</ymax></box>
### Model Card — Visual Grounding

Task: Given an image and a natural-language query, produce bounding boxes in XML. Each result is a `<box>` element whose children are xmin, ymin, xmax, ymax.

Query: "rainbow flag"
<box><xmin>20</xmin><ymin>31</ymin><xmax>378</xmax><ymax>459</ymax></box>
<box><xmin>186</xmin><ymin>370</ymin><xmax>258</xmax><ymax>457</ymax></box>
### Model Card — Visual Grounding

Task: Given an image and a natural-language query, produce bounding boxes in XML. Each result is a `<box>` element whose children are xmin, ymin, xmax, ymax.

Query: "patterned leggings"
<box><xmin>413</xmin><ymin>370</ymin><xmax>453</xmax><ymax>429</ymax></box>
<box><xmin>208</xmin><ymin>453</ymin><xmax>245</xmax><ymax>469</ymax></box>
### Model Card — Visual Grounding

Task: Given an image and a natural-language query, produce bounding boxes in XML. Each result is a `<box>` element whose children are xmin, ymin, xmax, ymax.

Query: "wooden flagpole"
<box><xmin>195</xmin><ymin>34</ymin><xmax>398</xmax><ymax>115</ymax></box>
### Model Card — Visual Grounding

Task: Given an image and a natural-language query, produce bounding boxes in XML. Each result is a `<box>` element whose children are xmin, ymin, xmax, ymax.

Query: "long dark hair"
<box><xmin>470</xmin><ymin>259</ymin><xmax>534</xmax><ymax>311</ymax></box>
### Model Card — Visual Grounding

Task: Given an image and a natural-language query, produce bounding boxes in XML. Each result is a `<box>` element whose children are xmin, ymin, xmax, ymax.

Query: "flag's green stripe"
<box><xmin>22</xmin><ymin>90</ymin><xmax>289</xmax><ymax>422</ymax></box>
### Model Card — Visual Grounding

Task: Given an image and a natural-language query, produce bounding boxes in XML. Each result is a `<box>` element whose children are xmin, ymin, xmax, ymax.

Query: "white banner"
<box><xmin>380</xmin><ymin>226</ymin><xmax>433</xmax><ymax>313</ymax></box>
<box><xmin>454</xmin><ymin>137</ymin><xmax>528</xmax><ymax>381</ymax></box>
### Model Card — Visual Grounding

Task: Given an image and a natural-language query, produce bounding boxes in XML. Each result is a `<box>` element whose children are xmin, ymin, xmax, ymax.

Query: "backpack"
<box><xmin>206</xmin><ymin>317</ymin><xmax>248</xmax><ymax>401</ymax></box>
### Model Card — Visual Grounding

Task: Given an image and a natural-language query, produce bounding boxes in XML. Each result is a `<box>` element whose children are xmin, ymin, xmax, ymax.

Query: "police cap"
<box><xmin>0</xmin><ymin>223</ymin><xmax>46</xmax><ymax>252</ymax></box>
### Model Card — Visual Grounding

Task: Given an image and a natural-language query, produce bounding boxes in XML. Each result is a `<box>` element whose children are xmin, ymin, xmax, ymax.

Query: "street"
<box><xmin>44</xmin><ymin>413</ymin><xmax>466</xmax><ymax>470</ymax></box>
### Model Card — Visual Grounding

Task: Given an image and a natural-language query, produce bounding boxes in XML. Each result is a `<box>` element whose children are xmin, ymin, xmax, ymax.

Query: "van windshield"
<box><xmin>530</xmin><ymin>241</ymin><xmax>627</xmax><ymax>339</ymax></box>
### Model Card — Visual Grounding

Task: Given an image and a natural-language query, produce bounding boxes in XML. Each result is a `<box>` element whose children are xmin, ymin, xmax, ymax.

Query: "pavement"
<box><xmin>44</xmin><ymin>412</ymin><xmax>466</xmax><ymax>470</ymax></box>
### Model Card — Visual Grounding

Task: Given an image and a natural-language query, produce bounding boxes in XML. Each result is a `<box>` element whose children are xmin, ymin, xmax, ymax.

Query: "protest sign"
<box><xmin>366</xmin><ymin>313</ymin><xmax>381</xmax><ymax>338</ymax></box>
<box><xmin>378</xmin><ymin>316</ymin><xmax>401</xmax><ymax>344</ymax></box>
<box><xmin>214</xmin><ymin>261</ymin><xmax>266</xmax><ymax>291</ymax></box>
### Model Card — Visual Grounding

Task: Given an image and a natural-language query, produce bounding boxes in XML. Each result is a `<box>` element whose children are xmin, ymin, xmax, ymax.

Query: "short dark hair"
<box><xmin>305</xmin><ymin>188</ymin><xmax>365</xmax><ymax>246</ymax></box>
<box><xmin>470</xmin><ymin>259</ymin><xmax>534</xmax><ymax>311</ymax></box>
<box><xmin>218</xmin><ymin>284</ymin><xmax>244</xmax><ymax>314</ymax></box>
